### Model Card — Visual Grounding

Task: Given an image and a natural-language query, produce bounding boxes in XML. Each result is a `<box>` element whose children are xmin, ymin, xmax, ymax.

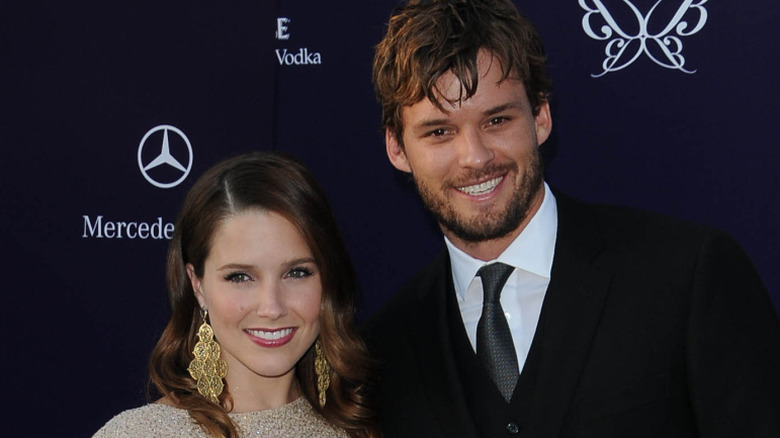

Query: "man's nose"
<box><xmin>457</xmin><ymin>129</ymin><xmax>494</xmax><ymax>169</ymax></box>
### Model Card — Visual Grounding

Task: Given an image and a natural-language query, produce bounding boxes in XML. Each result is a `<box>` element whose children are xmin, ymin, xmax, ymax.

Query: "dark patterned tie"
<box><xmin>476</xmin><ymin>262</ymin><xmax>519</xmax><ymax>402</ymax></box>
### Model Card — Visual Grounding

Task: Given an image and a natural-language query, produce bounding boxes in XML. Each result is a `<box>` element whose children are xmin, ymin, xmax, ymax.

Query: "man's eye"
<box><xmin>287</xmin><ymin>267</ymin><xmax>314</xmax><ymax>279</ymax></box>
<box><xmin>488</xmin><ymin>116</ymin><xmax>509</xmax><ymax>125</ymax></box>
<box><xmin>225</xmin><ymin>272</ymin><xmax>252</xmax><ymax>283</ymax></box>
<box><xmin>426</xmin><ymin>128</ymin><xmax>448</xmax><ymax>137</ymax></box>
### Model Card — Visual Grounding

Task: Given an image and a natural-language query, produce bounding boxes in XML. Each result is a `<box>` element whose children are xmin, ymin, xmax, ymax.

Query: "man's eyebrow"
<box><xmin>483</xmin><ymin>102</ymin><xmax>523</xmax><ymax>116</ymax></box>
<box><xmin>410</xmin><ymin>102</ymin><xmax>524</xmax><ymax>131</ymax></box>
<box><xmin>414</xmin><ymin>117</ymin><xmax>451</xmax><ymax>129</ymax></box>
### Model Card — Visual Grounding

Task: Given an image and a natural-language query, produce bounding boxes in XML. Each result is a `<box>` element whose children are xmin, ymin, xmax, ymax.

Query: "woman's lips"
<box><xmin>245</xmin><ymin>327</ymin><xmax>296</xmax><ymax>347</ymax></box>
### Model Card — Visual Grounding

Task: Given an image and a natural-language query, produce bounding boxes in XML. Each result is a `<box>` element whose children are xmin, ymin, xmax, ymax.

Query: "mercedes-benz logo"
<box><xmin>137</xmin><ymin>124</ymin><xmax>193</xmax><ymax>188</ymax></box>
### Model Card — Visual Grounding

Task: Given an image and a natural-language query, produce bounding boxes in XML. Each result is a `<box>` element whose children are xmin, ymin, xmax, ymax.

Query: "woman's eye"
<box><xmin>286</xmin><ymin>267</ymin><xmax>314</xmax><ymax>279</ymax></box>
<box><xmin>225</xmin><ymin>272</ymin><xmax>252</xmax><ymax>283</ymax></box>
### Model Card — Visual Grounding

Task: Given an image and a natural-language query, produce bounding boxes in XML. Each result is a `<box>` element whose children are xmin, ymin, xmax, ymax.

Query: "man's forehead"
<box><xmin>430</xmin><ymin>67</ymin><xmax>521</xmax><ymax>106</ymax></box>
<box><xmin>410</xmin><ymin>78</ymin><xmax>525</xmax><ymax>114</ymax></box>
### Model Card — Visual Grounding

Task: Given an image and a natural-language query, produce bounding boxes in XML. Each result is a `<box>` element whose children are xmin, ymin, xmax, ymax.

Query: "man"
<box><xmin>364</xmin><ymin>0</ymin><xmax>780</xmax><ymax>437</ymax></box>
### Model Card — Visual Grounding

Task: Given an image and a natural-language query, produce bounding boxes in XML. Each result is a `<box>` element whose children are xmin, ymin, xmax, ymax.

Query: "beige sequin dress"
<box><xmin>93</xmin><ymin>396</ymin><xmax>348</xmax><ymax>438</ymax></box>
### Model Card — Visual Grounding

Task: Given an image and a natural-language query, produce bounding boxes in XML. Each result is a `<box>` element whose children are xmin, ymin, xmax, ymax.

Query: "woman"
<box><xmin>94</xmin><ymin>151</ymin><xmax>379</xmax><ymax>437</ymax></box>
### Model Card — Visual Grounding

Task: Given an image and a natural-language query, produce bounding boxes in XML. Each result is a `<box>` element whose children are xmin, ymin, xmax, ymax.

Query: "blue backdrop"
<box><xmin>1</xmin><ymin>1</ymin><xmax>777</xmax><ymax>435</ymax></box>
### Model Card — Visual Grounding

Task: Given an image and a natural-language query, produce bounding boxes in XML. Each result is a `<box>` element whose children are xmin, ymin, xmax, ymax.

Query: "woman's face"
<box><xmin>187</xmin><ymin>210</ymin><xmax>322</xmax><ymax>389</ymax></box>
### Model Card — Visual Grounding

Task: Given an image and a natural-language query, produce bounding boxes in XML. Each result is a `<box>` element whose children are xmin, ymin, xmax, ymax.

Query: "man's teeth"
<box><xmin>247</xmin><ymin>328</ymin><xmax>294</xmax><ymax>340</ymax></box>
<box><xmin>457</xmin><ymin>176</ymin><xmax>503</xmax><ymax>196</ymax></box>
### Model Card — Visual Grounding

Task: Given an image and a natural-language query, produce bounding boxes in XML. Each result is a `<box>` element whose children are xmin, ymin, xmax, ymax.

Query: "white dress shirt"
<box><xmin>445</xmin><ymin>182</ymin><xmax>558</xmax><ymax>372</ymax></box>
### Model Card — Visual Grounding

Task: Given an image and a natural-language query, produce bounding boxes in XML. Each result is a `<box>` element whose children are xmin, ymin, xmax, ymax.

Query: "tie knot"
<box><xmin>477</xmin><ymin>262</ymin><xmax>515</xmax><ymax>302</ymax></box>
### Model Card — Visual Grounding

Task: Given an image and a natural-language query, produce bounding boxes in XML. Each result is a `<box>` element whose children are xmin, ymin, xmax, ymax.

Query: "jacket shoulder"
<box><xmin>559</xmin><ymin>192</ymin><xmax>727</xmax><ymax>251</ymax></box>
<box><xmin>362</xmin><ymin>250</ymin><xmax>447</xmax><ymax>344</ymax></box>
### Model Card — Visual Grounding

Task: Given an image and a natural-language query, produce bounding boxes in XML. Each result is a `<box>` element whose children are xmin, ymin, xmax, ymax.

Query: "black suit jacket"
<box><xmin>364</xmin><ymin>193</ymin><xmax>780</xmax><ymax>437</ymax></box>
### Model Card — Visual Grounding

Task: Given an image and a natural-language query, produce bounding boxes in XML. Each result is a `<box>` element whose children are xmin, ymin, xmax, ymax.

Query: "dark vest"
<box><xmin>446</xmin><ymin>275</ymin><xmax>545</xmax><ymax>436</ymax></box>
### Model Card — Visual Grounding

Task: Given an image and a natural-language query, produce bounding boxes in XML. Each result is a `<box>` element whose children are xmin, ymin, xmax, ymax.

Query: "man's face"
<box><xmin>386</xmin><ymin>50</ymin><xmax>551</xmax><ymax>246</ymax></box>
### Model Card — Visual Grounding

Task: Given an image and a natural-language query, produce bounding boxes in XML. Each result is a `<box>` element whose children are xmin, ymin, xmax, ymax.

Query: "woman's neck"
<box><xmin>226</xmin><ymin>371</ymin><xmax>300</xmax><ymax>413</ymax></box>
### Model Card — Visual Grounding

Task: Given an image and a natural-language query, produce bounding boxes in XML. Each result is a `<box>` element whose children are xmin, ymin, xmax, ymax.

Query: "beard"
<box><xmin>411</xmin><ymin>149</ymin><xmax>544</xmax><ymax>243</ymax></box>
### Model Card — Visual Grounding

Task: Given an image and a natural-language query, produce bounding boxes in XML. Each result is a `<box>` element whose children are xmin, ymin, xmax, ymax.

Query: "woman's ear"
<box><xmin>186</xmin><ymin>263</ymin><xmax>206</xmax><ymax>308</ymax></box>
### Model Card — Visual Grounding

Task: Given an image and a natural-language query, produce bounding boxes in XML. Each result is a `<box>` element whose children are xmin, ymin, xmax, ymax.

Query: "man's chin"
<box><xmin>440</xmin><ymin>217</ymin><xmax>520</xmax><ymax>244</ymax></box>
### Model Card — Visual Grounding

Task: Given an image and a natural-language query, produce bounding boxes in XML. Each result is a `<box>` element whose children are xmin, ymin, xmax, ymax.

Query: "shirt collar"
<box><xmin>445</xmin><ymin>182</ymin><xmax>558</xmax><ymax>301</ymax></box>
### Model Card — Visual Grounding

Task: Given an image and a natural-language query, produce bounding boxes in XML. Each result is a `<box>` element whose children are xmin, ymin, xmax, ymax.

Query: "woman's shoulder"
<box><xmin>92</xmin><ymin>403</ymin><xmax>206</xmax><ymax>438</ymax></box>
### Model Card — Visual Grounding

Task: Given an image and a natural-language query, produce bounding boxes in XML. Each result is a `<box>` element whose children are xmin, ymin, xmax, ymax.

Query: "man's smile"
<box><xmin>455</xmin><ymin>175</ymin><xmax>504</xmax><ymax>196</ymax></box>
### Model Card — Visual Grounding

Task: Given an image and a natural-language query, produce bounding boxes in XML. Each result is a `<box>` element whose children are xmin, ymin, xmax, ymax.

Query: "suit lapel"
<box><xmin>408</xmin><ymin>251</ymin><xmax>479</xmax><ymax>437</ymax></box>
<box><xmin>528</xmin><ymin>193</ymin><xmax>613</xmax><ymax>436</ymax></box>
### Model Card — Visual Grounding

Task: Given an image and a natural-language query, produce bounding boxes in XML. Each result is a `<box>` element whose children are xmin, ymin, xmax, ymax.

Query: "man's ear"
<box><xmin>186</xmin><ymin>263</ymin><xmax>206</xmax><ymax>309</ymax></box>
<box><xmin>534</xmin><ymin>100</ymin><xmax>552</xmax><ymax>146</ymax></box>
<box><xmin>385</xmin><ymin>128</ymin><xmax>412</xmax><ymax>173</ymax></box>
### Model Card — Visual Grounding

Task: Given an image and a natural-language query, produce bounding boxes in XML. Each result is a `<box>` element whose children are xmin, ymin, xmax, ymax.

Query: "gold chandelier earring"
<box><xmin>188</xmin><ymin>308</ymin><xmax>228</xmax><ymax>403</ymax></box>
<box><xmin>315</xmin><ymin>339</ymin><xmax>330</xmax><ymax>407</ymax></box>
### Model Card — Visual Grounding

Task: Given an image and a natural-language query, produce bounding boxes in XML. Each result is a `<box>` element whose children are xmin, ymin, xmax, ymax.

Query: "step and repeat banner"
<box><xmin>1</xmin><ymin>1</ymin><xmax>777</xmax><ymax>435</ymax></box>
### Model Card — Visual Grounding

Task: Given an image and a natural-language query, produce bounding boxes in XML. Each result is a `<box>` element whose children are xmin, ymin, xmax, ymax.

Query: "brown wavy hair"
<box><xmin>148</xmin><ymin>151</ymin><xmax>379</xmax><ymax>438</ymax></box>
<box><xmin>373</xmin><ymin>0</ymin><xmax>552</xmax><ymax>143</ymax></box>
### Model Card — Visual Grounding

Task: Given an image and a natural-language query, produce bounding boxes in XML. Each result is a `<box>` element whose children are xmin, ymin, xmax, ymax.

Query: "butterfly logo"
<box><xmin>580</xmin><ymin>0</ymin><xmax>708</xmax><ymax>77</ymax></box>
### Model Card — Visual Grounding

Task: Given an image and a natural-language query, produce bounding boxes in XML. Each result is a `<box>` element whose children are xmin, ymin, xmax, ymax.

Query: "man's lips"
<box><xmin>455</xmin><ymin>175</ymin><xmax>504</xmax><ymax>196</ymax></box>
